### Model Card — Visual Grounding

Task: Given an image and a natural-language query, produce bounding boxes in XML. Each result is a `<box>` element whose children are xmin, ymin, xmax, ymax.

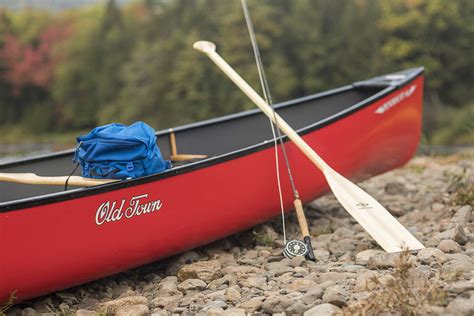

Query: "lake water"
<box><xmin>0</xmin><ymin>143</ymin><xmax>67</xmax><ymax>164</ymax></box>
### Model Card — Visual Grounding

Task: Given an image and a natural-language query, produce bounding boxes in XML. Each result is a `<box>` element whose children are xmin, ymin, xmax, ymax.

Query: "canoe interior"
<box><xmin>0</xmin><ymin>85</ymin><xmax>385</xmax><ymax>204</ymax></box>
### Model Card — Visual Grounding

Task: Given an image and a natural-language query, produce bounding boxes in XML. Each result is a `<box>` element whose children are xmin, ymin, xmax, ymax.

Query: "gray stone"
<box><xmin>317</xmin><ymin>272</ymin><xmax>355</xmax><ymax>284</ymax></box>
<box><xmin>288</xmin><ymin>256</ymin><xmax>306</xmax><ymax>267</ymax></box>
<box><xmin>261</xmin><ymin>295</ymin><xmax>293</xmax><ymax>313</ymax></box>
<box><xmin>387</xmin><ymin>205</ymin><xmax>406</xmax><ymax>216</ymax></box>
<box><xmin>334</xmin><ymin>227</ymin><xmax>355</xmax><ymax>237</ymax></box>
<box><xmin>236</xmin><ymin>296</ymin><xmax>265</xmax><ymax>312</ymax></box>
<box><xmin>203</xmin><ymin>300</ymin><xmax>227</xmax><ymax>311</ymax></box>
<box><xmin>385</xmin><ymin>181</ymin><xmax>406</xmax><ymax>195</ymax></box>
<box><xmin>238</xmin><ymin>276</ymin><xmax>267</xmax><ymax>291</ymax></box>
<box><xmin>287</xmin><ymin>301</ymin><xmax>311</xmax><ymax>315</ymax></box>
<box><xmin>432</xmin><ymin>203</ymin><xmax>445</xmax><ymax>212</ymax></box>
<box><xmin>301</xmin><ymin>287</ymin><xmax>324</xmax><ymax>304</ymax></box>
<box><xmin>313</xmin><ymin>250</ymin><xmax>330</xmax><ymax>261</ymax></box>
<box><xmin>447</xmin><ymin>253</ymin><xmax>472</xmax><ymax>261</ymax></box>
<box><xmin>76</xmin><ymin>310</ymin><xmax>98</xmax><ymax>316</ymax></box>
<box><xmin>452</xmin><ymin>205</ymin><xmax>472</xmax><ymax>225</ymax></box>
<box><xmin>287</xmin><ymin>278</ymin><xmax>318</xmax><ymax>292</ymax></box>
<box><xmin>448</xmin><ymin>281</ymin><xmax>474</xmax><ymax>294</ymax></box>
<box><xmin>156</xmin><ymin>277</ymin><xmax>179</xmax><ymax>296</ymax></box>
<box><xmin>113</xmin><ymin>284</ymin><xmax>132</xmax><ymax>298</ymax></box>
<box><xmin>178</xmin><ymin>279</ymin><xmax>207</xmax><ymax>292</ymax></box>
<box><xmin>443</xmin><ymin>260</ymin><xmax>474</xmax><ymax>274</ymax></box>
<box><xmin>438</xmin><ymin>239</ymin><xmax>462</xmax><ymax>253</ymax></box>
<box><xmin>318</xmin><ymin>280</ymin><xmax>336</xmax><ymax>290</ymax></box>
<box><xmin>206</xmin><ymin>307</ymin><xmax>224</xmax><ymax>316</ymax></box>
<box><xmin>367</xmin><ymin>252</ymin><xmax>399</xmax><ymax>269</ymax></box>
<box><xmin>150</xmin><ymin>294</ymin><xmax>182</xmax><ymax>310</ymax></box>
<box><xmin>116</xmin><ymin>304</ymin><xmax>149</xmax><ymax>316</ymax></box>
<box><xmin>178</xmin><ymin>260</ymin><xmax>222</xmax><ymax>282</ymax></box>
<box><xmin>328</xmin><ymin>238</ymin><xmax>355</xmax><ymax>257</ymax></box>
<box><xmin>222</xmin><ymin>308</ymin><xmax>246</xmax><ymax>316</ymax></box>
<box><xmin>355</xmin><ymin>249</ymin><xmax>385</xmax><ymax>265</ymax></box>
<box><xmin>303</xmin><ymin>303</ymin><xmax>342</xmax><ymax>316</ymax></box>
<box><xmin>77</xmin><ymin>298</ymin><xmax>98</xmax><ymax>310</ymax></box>
<box><xmin>342</xmin><ymin>264</ymin><xmax>366</xmax><ymax>272</ymax></box>
<box><xmin>265</xmin><ymin>260</ymin><xmax>293</xmax><ymax>274</ymax></box>
<box><xmin>436</xmin><ymin>225</ymin><xmax>468</xmax><ymax>245</ymax></box>
<box><xmin>225</xmin><ymin>285</ymin><xmax>241</xmax><ymax>303</ymax></box>
<box><xmin>322</xmin><ymin>285</ymin><xmax>348</xmax><ymax>307</ymax></box>
<box><xmin>354</xmin><ymin>271</ymin><xmax>379</xmax><ymax>292</ymax></box>
<box><xmin>445</xmin><ymin>297</ymin><xmax>474</xmax><ymax>315</ymax></box>
<box><xmin>417</xmin><ymin>247</ymin><xmax>449</xmax><ymax>264</ymax></box>
<box><xmin>99</xmin><ymin>296</ymin><xmax>148</xmax><ymax>314</ymax></box>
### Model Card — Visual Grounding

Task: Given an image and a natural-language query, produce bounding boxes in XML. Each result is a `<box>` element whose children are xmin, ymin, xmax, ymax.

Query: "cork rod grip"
<box><xmin>294</xmin><ymin>198</ymin><xmax>310</xmax><ymax>237</ymax></box>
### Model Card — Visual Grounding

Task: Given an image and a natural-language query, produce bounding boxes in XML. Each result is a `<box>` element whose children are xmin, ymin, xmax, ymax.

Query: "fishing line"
<box><xmin>241</xmin><ymin>0</ymin><xmax>300</xmax><ymax>244</ymax></box>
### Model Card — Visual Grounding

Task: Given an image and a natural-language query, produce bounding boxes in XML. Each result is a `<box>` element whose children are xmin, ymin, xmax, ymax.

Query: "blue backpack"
<box><xmin>74</xmin><ymin>121</ymin><xmax>171</xmax><ymax>179</ymax></box>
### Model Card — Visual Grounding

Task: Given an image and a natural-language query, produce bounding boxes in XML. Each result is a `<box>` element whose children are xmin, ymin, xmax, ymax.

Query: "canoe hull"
<box><xmin>0</xmin><ymin>76</ymin><xmax>423</xmax><ymax>302</ymax></box>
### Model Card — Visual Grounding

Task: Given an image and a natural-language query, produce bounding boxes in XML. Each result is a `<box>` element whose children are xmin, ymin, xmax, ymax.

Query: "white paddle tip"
<box><xmin>193</xmin><ymin>41</ymin><xmax>216</xmax><ymax>54</ymax></box>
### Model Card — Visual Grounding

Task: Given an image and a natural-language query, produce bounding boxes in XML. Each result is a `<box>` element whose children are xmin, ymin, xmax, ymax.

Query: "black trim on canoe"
<box><xmin>0</xmin><ymin>67</ymin><xmax>424</xmax><ymax>213</ymax></box>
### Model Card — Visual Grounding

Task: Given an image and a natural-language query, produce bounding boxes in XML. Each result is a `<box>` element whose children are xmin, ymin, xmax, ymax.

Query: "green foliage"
<box><xmin>0</xmin><ymin>0</ymin><xmax>472</xmax><ymax>145</ymax></box>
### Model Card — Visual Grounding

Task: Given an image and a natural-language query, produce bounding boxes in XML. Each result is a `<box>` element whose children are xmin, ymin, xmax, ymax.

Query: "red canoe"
<box><xmin>0</xmin><ymin>68</ymin><xmax>424</xmax><ymax>302</ymax></box>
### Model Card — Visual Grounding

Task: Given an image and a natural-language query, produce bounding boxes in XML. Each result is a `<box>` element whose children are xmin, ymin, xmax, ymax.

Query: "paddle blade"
<box><xmin>323</xmin><ymin>168</ymin><xmax>425</xmax><ymax>253</ymax></box>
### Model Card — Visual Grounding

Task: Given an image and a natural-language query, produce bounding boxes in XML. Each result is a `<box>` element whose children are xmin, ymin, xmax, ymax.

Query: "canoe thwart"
<box><xmin>169</xmin><ymin>131</ymin><xmax>207</xmax><ymax>162</ymax></box>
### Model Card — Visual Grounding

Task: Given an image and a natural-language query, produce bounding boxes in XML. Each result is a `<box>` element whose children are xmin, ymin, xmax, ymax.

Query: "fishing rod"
<box><xmin>240</xmin><ymin>0</ymin><xmax>315</xmax><ymax>261</ymax></box>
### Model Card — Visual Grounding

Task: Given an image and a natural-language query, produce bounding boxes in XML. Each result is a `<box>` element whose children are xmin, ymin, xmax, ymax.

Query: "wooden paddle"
<box><xmin>193</xmin><ymin>41</ymin><xmax>425</xmax><ymax>253</ymax></box>
<box><xmin>0</xmin><ymin>172</ymin><xmax>116</xmax><ymax>187</ymax></box>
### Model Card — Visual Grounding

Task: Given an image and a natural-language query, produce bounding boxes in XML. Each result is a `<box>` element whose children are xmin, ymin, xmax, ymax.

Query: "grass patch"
<box><xmin>343</xmin><ymin>250</ymin><xmax>459</xmax><ymax>315</ymax></box>
<box><xmin>446</xmin><ymin>167</ymin><xmax>473</xmax><ymax>207</ymax></box>
<box><xmin>0</xmin><ymin>291</ymin><xmax>16</xmax><ymax>316</ymax></box>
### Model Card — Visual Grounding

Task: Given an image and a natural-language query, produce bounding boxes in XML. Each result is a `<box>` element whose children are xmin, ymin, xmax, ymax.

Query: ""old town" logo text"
<box><xmin>95</xmin><ymin>194</ymin><xmax>162</xmax><ymax>226</ymax></box>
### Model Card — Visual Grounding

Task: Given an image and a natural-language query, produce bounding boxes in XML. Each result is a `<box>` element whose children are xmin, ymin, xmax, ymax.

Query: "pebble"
<box><xmin>448</xmin><ymin>281</ymin><xmax>474</xmax><ymax>294</ymax></box>
<box><xmin>260</xmin><ymin>295</ymin><xmax>293</xmax><ymax>313</ymax></box>
<box><xmin>301</xmin><ymin>286</ymin><xmax>324</xmax><ymax>304</ymax></box>
<box><xmin>417</xmin><ymin>247</ymin><xmax>449</xmax><ymax>264</ymax></box>
<box><xmin>385</xmin><ymin>181</ymin><xmax>406</xmax><ymax>195</ymax></box>
<box><xmin>222</xmin><ymin>308</ymin><xmax>246</xmax><ymax>316</ymax></box>
<box><xmin>451</xmin><ymin>205</ymin><xmax>472</xmax><ymax>225</ymax></box>
<box><xmin>438</xmin><ymin>239</ymin><xmax>462</xmax><ymax>253</ymax></box>
<box><xmin>322</xmin><ymin>285</ymin><xmax>348</xmax><ymax>307</ymax></box>
<box><xmin>436</xmin><ymin>224</ymin><xmax>469</xmax><ymax>245</ymax></box>
<box><xmin>177</xmin><ymin>260</ymin><xmax>222</xmax><ymax>282</ymax></box>
<box><xmin>116</xmin><ymin>304</ymin><xmax>149</xmax><ymax>316</ymax></box>
<box><xmin>178</xmin><ymin>279</ymin><xmax>207</xmax><ymax>292</ymax></box>
<box><xmin>355</xmin><ymin>249</ymin><xmax>385</xmax><ymax>265</ymax></box>
<box><xmin>445</xmin><ymin>297</ymin><xmax>474</xmax><ymax>315</ymax></box>
<box><xmin>287</xmin><ymin>278</ymin><xmax>317</xmax><ymax>292</ymax></box>
<box><xmin>303</xmin><ymin>303</ymin><xmax>342</xmax><ymax>315</ymax></box>
<box><xmin>76</xmin><ymin>310</ymin><xmax>98</xmax><ymax>316</ymax></box>
<box><xmin>235</xmin><ymin>296</ymin><xmax>264</xmax><ymax>312</ymax></box>
<box><xmin>367</xmin><ymin>252</ymin><xmax>399</xmax><ymax>269</ymax></box>
<box><xmin>312</xmin><ymin>249</ymin><xmax>330</xmax><ymax>261</ymax></box>
<box><xmin>99</xmin><ymin>296</ymin><xmax>148</xmax><ymax>314</ymax></box>
<box><xmin>443</xmin><ymin>260</ymin><xmax>474</xmax><ymax>274</ymax></box>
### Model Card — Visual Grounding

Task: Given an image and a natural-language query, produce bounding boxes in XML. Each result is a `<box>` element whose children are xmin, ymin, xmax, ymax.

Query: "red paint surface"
<box><xmin>0</xmin><ymin>77</ymin><xmax>423</xmax><ymax>301</ymax></box>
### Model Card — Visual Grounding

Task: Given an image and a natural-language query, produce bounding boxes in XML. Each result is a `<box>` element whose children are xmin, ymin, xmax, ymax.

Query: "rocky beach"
<box><xmin>2</xmin><ymin>154</ymin><xmax>474</xmax><ymax>316</ymax></box>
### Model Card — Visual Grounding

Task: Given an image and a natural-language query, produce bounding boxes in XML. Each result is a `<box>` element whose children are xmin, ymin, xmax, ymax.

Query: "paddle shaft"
<box><xmin>0</xmin><ymin>173</ymin><xmax>116</xmax><ymax>187</ymax></box>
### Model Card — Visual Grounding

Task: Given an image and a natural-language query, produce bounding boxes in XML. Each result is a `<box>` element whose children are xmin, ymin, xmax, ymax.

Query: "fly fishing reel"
<box><xmin>283</xmin><ymin>236</ymin><xmax>316</xmax><ymax>261</ymax></box>
<box><xmin>283</xmin><ymin>239</ymin><xmax>308</xmax><ymax>259</ymax></box>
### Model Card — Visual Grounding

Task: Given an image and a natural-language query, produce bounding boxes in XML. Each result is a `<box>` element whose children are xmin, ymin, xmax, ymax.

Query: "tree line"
<box><xmin>0</xmin><ymin>0</ymin><xmax>472</xmax><ymax>145</ymax></box>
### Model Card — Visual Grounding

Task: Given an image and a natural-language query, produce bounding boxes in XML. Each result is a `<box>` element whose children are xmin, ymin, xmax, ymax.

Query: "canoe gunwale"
<box><xmin>0</xmin><ymin>67</ymin><xmax>424</xmax><ymax>213</ymax></box>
